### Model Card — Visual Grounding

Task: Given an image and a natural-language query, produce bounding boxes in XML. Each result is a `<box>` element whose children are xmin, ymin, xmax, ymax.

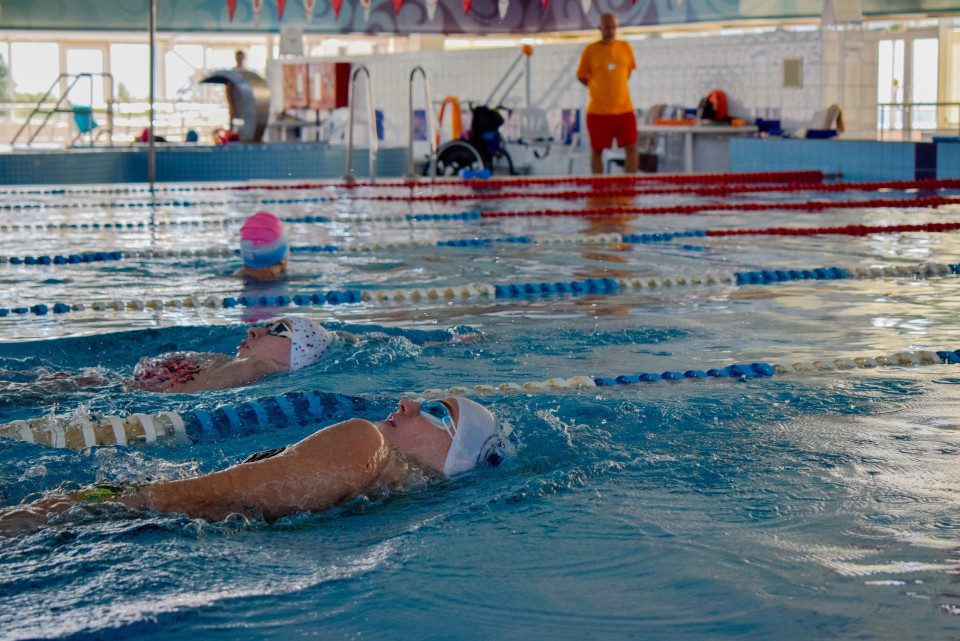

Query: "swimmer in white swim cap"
<box><xmin>131</xmin><ymin>315</ymin><xmax>342</xmax><ymax>394</ymax></box>
<box><xmin>0</xmin><ymin>396</ymin><xmax>513</xmax><ymax>535</ymax></box>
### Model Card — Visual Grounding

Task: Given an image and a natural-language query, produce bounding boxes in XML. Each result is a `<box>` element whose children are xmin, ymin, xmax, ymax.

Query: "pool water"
<box><xmin>3</xmin><ymin>177</ymin><xmax>960</xmax><ymax>639</ymax></box>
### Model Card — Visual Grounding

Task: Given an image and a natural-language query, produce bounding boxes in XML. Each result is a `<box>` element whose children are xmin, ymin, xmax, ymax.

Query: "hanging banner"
<box><xmin>498</xmin><ymin>0</ymin><xmax>508</xmax><ymax>18</ymax></box>
<box><xmin>304</xmin><ymin>0</ymin><xmax>315</xmax><ymax>21</ymax></box>
<box><xmin>463</xmin><ymin>0</ymin><xmax>471</xmax><ymax>14</ymax></box>
<box><xmin>580</xmin><ymin>0</ymin><xmax>589</xmax><ymax>12</ymax></box>
<box><xmin>331</xmin><ymin>0</ymin><xmax>343</xmax><ymax>18</ymax></box>
<box><xmin>360</xmin><ymin>0</ymin><xmax>371</xmax><ymax>20</ymax></box>
<box><xmin>252</xmin><ymin>0</ymin><xmax>264</xmax><ymax>22</ymax></box>
<box><xmin>227</xmin><ymin>0</ymin><xmax>237</xmax><ymax>21</ymax></box>
<box><xmin>393</xmin><ymin>0</ymin><xmax>403</xmax><ymax>13</ymax></box>
<box><xmin>278</xmin><ymin>0</ymin><xmax>286</xmax><ymax>19</ymax></box>
<box><xmin>425</xmin><ymin>0</ymin><xmax>438</xmax><ymax>19</ymax></box>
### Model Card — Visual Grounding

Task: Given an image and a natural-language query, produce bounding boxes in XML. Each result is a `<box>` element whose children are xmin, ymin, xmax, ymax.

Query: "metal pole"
<box><xmin>148</xmin><ymin>0</ymin><xmax>156</xmax><ymax>188</ymax></box>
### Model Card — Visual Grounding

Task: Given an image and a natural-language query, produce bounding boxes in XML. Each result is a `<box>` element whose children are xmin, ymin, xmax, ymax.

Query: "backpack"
<box><xmin>696</xmin><ymin>96</ymin><xmax>716</xmax><ymax>121</ymax></box>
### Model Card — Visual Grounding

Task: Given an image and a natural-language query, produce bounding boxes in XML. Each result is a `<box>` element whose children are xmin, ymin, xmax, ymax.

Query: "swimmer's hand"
<box><xmin>0</xmin><ymin>493</ymin><xmax>80</xmax><ymax>537</ymax></box>
<box><xmin>0</xmin><ymin>506</ymin><xmax>48</xmax><ymax>536</ymax></box>
<box><xmin>444</xmin><ymin>325</ymin><xmax>487</xmax><ymax>345</ymax></box>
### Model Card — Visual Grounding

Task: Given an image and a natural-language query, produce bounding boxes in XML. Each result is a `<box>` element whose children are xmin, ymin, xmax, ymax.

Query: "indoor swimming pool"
<box><xmin>3</xmin><ymin>172</ymin><xmax>960</xmax><ymax>639</ymax></box>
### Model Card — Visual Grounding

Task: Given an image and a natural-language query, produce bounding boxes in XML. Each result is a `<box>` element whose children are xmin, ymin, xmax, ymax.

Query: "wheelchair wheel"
<box><xmin>491</xmin><ymin>148</ymin><xmax>516</xmax><ymax>176</ymax></box>
<box><xmin>427</xmin><ymin>140</ymin><xmax>484</xmax><ymax>177</ymax></box>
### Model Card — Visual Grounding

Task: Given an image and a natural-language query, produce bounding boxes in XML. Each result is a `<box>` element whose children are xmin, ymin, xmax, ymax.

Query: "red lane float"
<box><xmin>341</xmin><ymin>177</ymin><xmax>960</xmax><ymax>203</ymax></box>
<box><xmin>704</xmin><ymin>221</ymin><xmax>960</xmax><ymax>237</ymax></box>
<box><xmin>224</xmin><ymin>170</ymin><xmax>825</xmax><ymax>192</ymax></box>
<box><xmin>479</xmin><ymin>196</ymin><xmax>960</xmax><ymax>218</ymax></box>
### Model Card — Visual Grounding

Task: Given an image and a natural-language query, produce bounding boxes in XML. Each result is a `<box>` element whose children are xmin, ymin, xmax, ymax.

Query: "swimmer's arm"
<box><xmin>332</xmin><ymin>330</ymin><xmax>360</xmax><ymax>345</ymax></box>
<box><xmin>125</xmin><ymin>419</ymin><xmax>388</xmax><ymax>521</ymax></box>
<box><xmin>162</xmin><ymin>356</ymin><xmax>283</xmax><ymax>393</ymax></box>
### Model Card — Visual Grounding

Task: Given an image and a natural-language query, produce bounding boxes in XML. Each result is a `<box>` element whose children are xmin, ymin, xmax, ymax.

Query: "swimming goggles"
<box><xmin>264</xmin><ymin>319</ymin><xmax>293</xmax><ymax>339</ymax></box>
<box><xmin>419</xmin><ymin>400</ymin><xmax>456</xmax><ymax>439</ymax></box>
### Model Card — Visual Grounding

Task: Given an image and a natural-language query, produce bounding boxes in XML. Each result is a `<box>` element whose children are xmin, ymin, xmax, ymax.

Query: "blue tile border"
<box><xmin>732</xmin><ymin>138</ymin><xmax>960</xmax><ymax>182</ymax></box>
<box><xmin>0</xmin><ymin>144</ymin><xmax>408</xmax><ymax>185</ymax></box>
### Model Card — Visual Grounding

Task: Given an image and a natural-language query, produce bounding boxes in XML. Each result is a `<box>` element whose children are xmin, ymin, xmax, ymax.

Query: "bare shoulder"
<box><xmin>291</xmin><ymin>418</ymin><xmax>385</xmax><ymax>457</ymax></box>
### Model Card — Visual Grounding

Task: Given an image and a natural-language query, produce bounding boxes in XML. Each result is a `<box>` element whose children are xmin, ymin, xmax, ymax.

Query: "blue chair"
<box><xmin>70</xmin><ymin>106</ymin><xmax>102</xmax><ymax>146</ymax></box>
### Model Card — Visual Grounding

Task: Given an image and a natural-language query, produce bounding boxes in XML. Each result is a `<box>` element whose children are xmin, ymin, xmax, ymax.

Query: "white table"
<box><xmin>636</xmin><ymin>124</ymin><xmax>758</xmax><ymax>173</ymax></box>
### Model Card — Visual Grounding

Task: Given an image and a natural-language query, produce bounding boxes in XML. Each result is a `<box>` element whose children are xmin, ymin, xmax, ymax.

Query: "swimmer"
<box><xmin>0</xmin><ymin>396</ymin><xmax>511</xmax><ymax>536</ymax></box>
<box><xmin>235</xmin><ymin>211</ymin><xmax>289</xmax><ymax>281</ymax></box>
<box><xmin>0</xmin><ymin>318</ymin><xmax>484</xmax><ymax>397</ymax></box>
<box><xmin>130</xmin><ymin>315</ymin><xmax>352</xmax><ymax>393</ymax></box>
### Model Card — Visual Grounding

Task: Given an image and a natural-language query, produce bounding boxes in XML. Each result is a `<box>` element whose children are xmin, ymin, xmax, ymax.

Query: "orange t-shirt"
<box><xmin>576</xmin><ymin>40</ymin><xmax>636</xmax><ymax>115</ymax></box>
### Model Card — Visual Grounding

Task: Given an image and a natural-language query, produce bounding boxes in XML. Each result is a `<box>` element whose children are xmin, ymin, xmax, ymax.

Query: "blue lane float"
<box><xmin>0</xmin><ymin>390</ymin><xmax>372</xmax><ymax>450</ymax></box>
<box><xmin>2</xmin><ymin>261</ymin><xmax>955</xmax><ymax>318</ymax></box>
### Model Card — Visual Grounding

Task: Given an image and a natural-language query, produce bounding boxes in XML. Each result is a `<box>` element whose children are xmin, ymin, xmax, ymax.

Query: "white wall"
<box><xmin>344</xmin><ymin>28</ymin><xmax>864</xmax><ymax>129</ymax></box>
<box><xmin>269</xmin><ymin>27</ymin><xmax>877</xmax><ymax>171</ymax></box>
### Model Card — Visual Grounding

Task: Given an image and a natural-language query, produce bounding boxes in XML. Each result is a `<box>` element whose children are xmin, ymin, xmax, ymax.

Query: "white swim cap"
<box><xmin>443</xmin><ymin>396</ymin><xmax>509</xmax><ymax>476</ymax></box>
<box><xmin>283</xmin><ymin>316</ymin><xmax>334</xmax><ymax>371</ymax></box>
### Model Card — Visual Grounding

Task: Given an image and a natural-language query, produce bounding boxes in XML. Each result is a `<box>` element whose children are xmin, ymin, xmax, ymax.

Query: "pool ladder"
<box><xmin>344</xmin><ymin>65</ymin><xmax>378</xmax><ymax>183</ymax></box>
<box><xmin>408</xmin><ymin>66</ymin><xmax>438</xmax><ymax>180</ymax></box>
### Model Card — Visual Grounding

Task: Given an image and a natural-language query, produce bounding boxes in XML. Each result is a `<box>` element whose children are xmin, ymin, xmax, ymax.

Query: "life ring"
<box><xmin>436</xmin><ymin>96</ymin><xmax>463</xmax><ymax>148</ymax></box>
<box><xmin>707</xmin><ymin>90</ymin><xmax>728</xmax><ymax>121</ymax></box>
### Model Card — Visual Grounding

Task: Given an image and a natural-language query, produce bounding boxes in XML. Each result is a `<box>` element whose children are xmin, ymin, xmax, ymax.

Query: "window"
<box><xmin>166</xmin><ymin>44</ymin><xmax>203</xmax><ymax>101</ymax></box>
<box><xmin>109</xmin><ymin>43</ymin><xmax>150</xmax><ymax>101</ymax></box>
<box><xmin>10</xmin><ymin>42</ymin><xmax>59</xmax><ymax>101</ymax></box>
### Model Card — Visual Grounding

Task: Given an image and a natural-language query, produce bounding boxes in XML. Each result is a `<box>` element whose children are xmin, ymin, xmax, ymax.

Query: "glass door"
<box><xmin>877</xmin><ymin>31</ymin><xmax>939</xmax><ymax>140</ymax></box>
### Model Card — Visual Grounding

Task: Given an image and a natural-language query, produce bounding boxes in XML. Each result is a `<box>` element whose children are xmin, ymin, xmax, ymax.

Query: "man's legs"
<box><xmin>623</xmin><ymin>144</ymin><xmax>639</xmax><ymax>173</ymax></box>
<box><xmin>590</xmin><ymin>149</ymin><xmax>604</xmax><ymax>174</ymax></box>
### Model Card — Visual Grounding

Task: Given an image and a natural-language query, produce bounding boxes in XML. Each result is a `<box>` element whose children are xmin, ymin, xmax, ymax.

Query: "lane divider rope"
<box><xmin>316</xmin><ymin>178</ymin><xmax>960</xmax><ymax>203</ymax></box>
<box><xmin>3</xmin><ymin>347</ymin><xmax>958</xmax><ymax>450</ymax></box>
<box><xmin>7</xmin><ymin>175</ymin><xmax>957</xmax><ymax>212</ymax></box>
<box><xmin>0</xmin><ymin>392</ymin><xmax>370</xmax><ymax>450</ymax></box>
<box><xmin>0</xmin><ymin>260</ymin><xmax>956</xmax><ymax>317</ymax></box>
<box><xmin>479</xmin><ymin>196</ymin><xmax>960</xmax><ymax>218</ymax></box>
<box><xmin>9</xmin><ymin>221</ymin><xmax>960</xmax><ymax>267</ymax></box>
<box><xmin>0</xmin><ymin>170</ymin><xmax>826</xmax><ymax>198</ymax></box>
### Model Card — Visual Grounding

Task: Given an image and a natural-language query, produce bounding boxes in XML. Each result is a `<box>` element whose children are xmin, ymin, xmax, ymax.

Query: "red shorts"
<box><xmin>586</xmin><ymin>112</ymin><xmax>638</xmax><ymax>152</ymax></box>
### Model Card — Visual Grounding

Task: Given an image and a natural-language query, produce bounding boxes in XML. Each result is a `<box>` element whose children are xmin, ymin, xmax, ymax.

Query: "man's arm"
<box><xmin>127</xmin><ymin>419</ymin><xmax>388</xmax><ymax>521</ymax></box>
<box><xmin>156</xmin><ymin>356</ymin><xmax>283</xmax><ymax>393</ymax></box>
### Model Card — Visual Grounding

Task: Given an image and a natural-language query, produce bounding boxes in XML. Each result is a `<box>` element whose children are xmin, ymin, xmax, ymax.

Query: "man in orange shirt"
<box><xmin>576</xmin><ymin>13</ymin><xmax>638</xmax><ymax>174</ymax></box>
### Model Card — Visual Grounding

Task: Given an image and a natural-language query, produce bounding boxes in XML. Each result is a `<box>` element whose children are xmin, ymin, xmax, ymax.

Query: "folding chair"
<box><xmin>70</xmin><ymin>106</ymin><xmax>102</xmax><ymax>146</ymax></box>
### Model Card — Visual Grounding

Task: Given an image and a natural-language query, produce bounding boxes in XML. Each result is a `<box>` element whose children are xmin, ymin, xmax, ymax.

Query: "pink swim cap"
<box><xmin>240</xmin><ymin>212</ymin><xmax>288</xmax><ymax>268</ymax></box>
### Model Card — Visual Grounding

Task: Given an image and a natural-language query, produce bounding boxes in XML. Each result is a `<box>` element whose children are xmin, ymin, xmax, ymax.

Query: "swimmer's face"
<box><xmin>376</xmin><ymin>397</ymin><xmax>461</xmax><ymax>462</ymax></box>
<box><xmin>599</xmin><ymin>14</ymin><xmax>617</xmax><ymax>43</ymax></box>
<box><xmin>237</xmin><ymin>319</ymin><xmax>292</xmax><ymax>368</ymax></box>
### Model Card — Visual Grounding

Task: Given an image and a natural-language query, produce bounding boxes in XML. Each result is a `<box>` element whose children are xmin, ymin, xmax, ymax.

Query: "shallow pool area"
<box><xmin>3</xmin><ymin>173</ymin><xmax>960</xmax><ymax>639</ymax></box>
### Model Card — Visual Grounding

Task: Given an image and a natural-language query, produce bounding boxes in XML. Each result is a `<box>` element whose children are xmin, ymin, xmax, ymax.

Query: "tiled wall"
<box><xmin>731</xmin><ymin>139</ymin><xmax>959</xmax><ymax>182</ymax></box>
<box><xmin>938</xmin><ymin>143</ymin><xmax>960</xmax><ymax>179</ymax></box>
<box><xmin>0</xmin><ymin>145</ymin><xmax>408</xmax><ymax>185</ymax></box>
<box><xmin>305</xmin><ymin>28</ymin><xmax>835</xmax><ymax>141</ymax></box>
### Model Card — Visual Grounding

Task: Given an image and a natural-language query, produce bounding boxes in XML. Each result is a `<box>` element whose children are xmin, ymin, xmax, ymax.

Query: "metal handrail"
<box><xmin>407</xmin><ymin>66</ymin><xmax>438</xmax><ymax>180</ymax></box>
<box><xmin>344</xmin><ymin>65</ymin><xmax>378</xmax><ymax>184</ymax></box>
<box><xmin>877</xmin><ymin>101</ymin><xmax>960</xmax><ymax>140</ymax></box>
<box><xmin>10</xmin><ymin>73</ymin><xmax>114</xmax><ymax>147</ymax></box>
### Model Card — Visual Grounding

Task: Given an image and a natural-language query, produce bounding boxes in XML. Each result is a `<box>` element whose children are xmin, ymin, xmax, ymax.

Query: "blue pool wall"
<box><xmin>0</xmin><ymin>139</ymin><xmax>956</xmax><ymax>185</ymax></box>
<box><xmin>0</xmin><ymin>144</ymin><xmax>407</xmax><ymax>185</ymax></box>
<box><xmin>731</xmin><ymin>139</ymin><xmax>960</xmax><ymax>182</ymax></box>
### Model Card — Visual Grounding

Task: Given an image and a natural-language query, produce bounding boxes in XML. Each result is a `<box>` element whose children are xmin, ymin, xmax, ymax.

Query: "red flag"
<box><xmin>304</xmin><ymin>0</ymin><xmax>316</xmax><ymax>21</ymax></box>
<box><xmin>540</xmin><ymin>0</ymin><xmax>547</xmax><ymax>6</ymax></box>
<box><xmin>278</xmin><ymin>0</ymin><xmax>286</xmax><ymax>19</ymax></box>
<box><xmin>392</xmin><ymin>0</ymin><xmax>403</xmax><ymax>12</ymax></box>
<box><xmin>462</xmin><ymin>0</ymin><xmax>471</xmax><ymax>13</ymax></box>
<box><xmin>227</xmin><ymin>0</ymin><xmax>237</xmax><ymax>21</ymax></box>
<box><xmin>332</xmin><ymin>0</ymin><xmax>343</xmax><ymax>18</ymax></box>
